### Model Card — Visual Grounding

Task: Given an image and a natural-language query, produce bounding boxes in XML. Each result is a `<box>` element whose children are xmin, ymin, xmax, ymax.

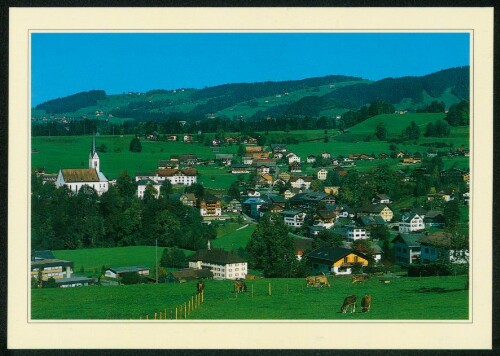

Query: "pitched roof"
<box><xmin>61</xmin><ymin>169</ymin><xmax>99</xmax><ymax>182</ymax></box>
<box><xmin>187</xmin><ymin>249</ymin><xmax>246</xmax><ymax>265</ymax></box>
<box><xmin>32</xmin><ymin>250</ymin><xmax>55</xmax><ymax>260</ymax></box>
<box><xmin>392</xmin><ymin>233</ymin><xmax>424</xmax><ymax>247</ymax></box>
<box><xmin>107</xmin><ymin>265</ymin><xmax>150</xmax><ymax>274</ymax></box>
<box><xmin>306</xmin><ymin>247</ymin><xmax>368</xmax><ymax>263</ymax></box>
<box><xmin>359</xmin><ymin>215</ymin><xmax>386</xmax><ymax>226</ymax></box>
<box><xmin>420</xmin><ymin>232</ymin><xmax>454</xmax><ymax>248</ymax></box>
<box><xmin>181</xmin><ymin>168</ymin><xmax>197</xmax><ymax>176</ymax></box>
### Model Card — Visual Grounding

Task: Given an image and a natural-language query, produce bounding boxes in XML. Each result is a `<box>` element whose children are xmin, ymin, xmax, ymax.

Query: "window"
<box><xmin>343</xmin><ymin>257</ymin><xmax>348</xmax><ymax>263</ymax></box>
<box><xmin>425</xmin><ymin>248</ymin><xmax>429</xmax><ymax>253</ymax></box>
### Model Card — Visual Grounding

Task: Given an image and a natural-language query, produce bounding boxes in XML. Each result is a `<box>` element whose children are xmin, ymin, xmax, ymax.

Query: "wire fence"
<box><xmin>140</xmin><ymin>290</ymin><xmax>204</xmax><ymax>320</ymax></box>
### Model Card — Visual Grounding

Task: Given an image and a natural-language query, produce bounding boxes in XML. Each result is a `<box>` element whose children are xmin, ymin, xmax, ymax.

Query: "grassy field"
<box><xmin>31</xmin><ymin>275</ymin><xmax>468</xmax><ymax>320</ymax></box>
<box><xmin>212</xmin><ymin>223</ymin><xmax>256</xmax><ymax>250</ymax></box>
<box><xmin>53</xmin><ymin>246</ymin><xmax>195</xmax><ymax>276</ymax></box>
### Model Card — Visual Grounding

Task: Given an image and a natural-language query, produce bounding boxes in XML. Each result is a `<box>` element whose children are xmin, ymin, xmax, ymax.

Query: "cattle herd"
<box><xmin>303</xmin><ymin>274</ymin><xmax>373</xmax><ymax>314</ymax></box>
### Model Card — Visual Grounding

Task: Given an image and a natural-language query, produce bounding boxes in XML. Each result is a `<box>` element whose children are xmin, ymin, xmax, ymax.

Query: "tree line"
<box><xmin>31</xmin><ymin>172</ymin><xmax>216</xmax><ymax>251</ymax></box>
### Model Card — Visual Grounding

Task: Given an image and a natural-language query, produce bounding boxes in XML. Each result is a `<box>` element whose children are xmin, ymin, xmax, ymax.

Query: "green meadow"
<box><xmin>212</xmin><ymin>223</ymin><xmax>256</xmax><ymax>251</ymax></box>
<box><xmin>31</xmin><ymin>275</ymin><xmax>468</xmax><ymax>320</ymax></box>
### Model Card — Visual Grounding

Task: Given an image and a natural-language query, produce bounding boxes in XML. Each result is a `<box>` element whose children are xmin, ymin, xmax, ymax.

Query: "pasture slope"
<box><xmin>31</xmin><ymin>275</ymin><xmax>468</xmax><ymax>320</ymax></box>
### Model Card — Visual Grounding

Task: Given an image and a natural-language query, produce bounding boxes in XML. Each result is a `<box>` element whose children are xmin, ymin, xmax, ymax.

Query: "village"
<box><xmin>31</xmin><ymin>131</ymin><xmax>470</xmax><ymax>290</ymax></box>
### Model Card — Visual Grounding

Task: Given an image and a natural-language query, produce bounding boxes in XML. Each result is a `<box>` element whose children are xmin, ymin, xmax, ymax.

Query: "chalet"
<box><xmin>399</xmin><ymin>213</ymin><xmax>425</xmax><ymax>233</ymax></box>
<box><xmin>258</xmin><ymin>173</ymin><xmax>273</xmax><ymax>186</ymax></box>
<box><xmin>183</xmin><ymin>135</ymin><xmax>193</xmax><ymax>143</ymax></box>
<box><xmin>289</xmin><ymin>191</ymin><xmax>333</xmax><ymax>209</ymax></box>
<box><xmin>104</xmin><ymin>266</ymin><xmax>150</xmax><ymax>279</ymax></box>
<box><xmin>246</xmin><ymin>188</ymin><xmax>261</xmax><ymax>197</ymax></box>
<box><xmin>167</xmin><ymin>135</ymin><xmax>177</xmax><ymax>141</ymax></box>
<box><xmin>427</xmin><ymin>190</ymin><xmax>454</xmax><ymax>202</ymax></box>
<box><xmin>306</xmin><ymin>247</ymin><xmax>370</xmax><ymax>275</ymax></box>
<box><xmin>289</xmin><ymin>162</ymin><xmax>302</xmax><ymax>173</ymax></box>
<box><xmin>273</xmin><ymin>152</ymin><xmax>284</xmax><ymax>159</ymax></box>
<box><xmin>188</xmin><ymin>246</ymin><xmax>247</xmax><ymax>280</ymax></box>
<box><xmin>200</xmin><ymin>195</ymin><xmax>222</xmax><ymax>218</ymax></box>
<box><xmin>359</xmin><ymin>215</ymin><xmax>386</xmax><ymax>228</ymax></box>
<box><xmin>306</xmin><ymin>155</ymin><xmax>316</xmax><ymax>163</ymax></box>
<box><xmin>136</xmin><ymin>179</ymin><xmax>162</xmax><ymax>199</ymax></box>
<box><xmin>231</xmin><ymin>164</ymin><xmax>250</xmax><ymax>174</ymax></box>
<box><xmin>420</xmin><ymin>232</ymin><xmax>468</xmax><ymax>265</ymax></box>
<box><xmin>283</xmin><ymin>189</ymin><xmax>298</xmax><ymax>199</ymax></box>
<box><xmin>372</xmin><ymin>194</ymin><xmax>391</xmax><ymax>204</ymax></box>
<box><xmin>215</xmin><ymin>154</ymin><xmax>234</xmax><ymax>165</ymax></box>
<box><xmin>179</xmin><ymin>193</ymin><xmax>197</xmax><ymax>207</ymax></box>
<box><xmin>258</xmin><ymin>202</ymin><xmax>285</xmax><ymax>216</ymax></box>
<box><xmin>325</xmin><ymin>203</ymin><xmax>354</xmax><ymax>218</ymax></box>
<box><xmin>317</xmin><ymin>168</ymin><xmax>328</xmax><ymax>181</ymax></box>
<box><xmin>289</xmin><ymin>176</ymin><xmax>312</xmax><ymax>189</ymax></box>
<box><xmin>256</xmin><ymin>165</ymin><xmax>271</xmax><ymax>175</ymax></box>
<box><xmin>243</xmin><ymin>197</ymin><xmax>266</xmax><ymax>218</ymax></box>
<box><xmin>392</xmin><ymin>233</ymin><xmax>425</xmax><ymax>266</ymax></box>
<box><xmin>321</xmin><ymin>152</ymin><xmax>331</xmax><ymax>159</ymax></box>
<box><xmin>56</xmin><ymin>134</ymin><xmax>108</xmax><ymax>195</ymax></box>
<box><xmin>358</xmin><ymin>204</ymin><xmax>394</xmax><ymax>222</ymax></box>
<box><xmin>281</xmin><ymin>210</ymin><xmax>306</xmax><ymax>228</ymax></box>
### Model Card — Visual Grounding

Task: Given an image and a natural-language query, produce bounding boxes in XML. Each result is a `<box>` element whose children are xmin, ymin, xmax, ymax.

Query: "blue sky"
<box><xmin>31</xmin><ymin>32</ymin><xmax>470</xmax><ymax>106</ymax></box>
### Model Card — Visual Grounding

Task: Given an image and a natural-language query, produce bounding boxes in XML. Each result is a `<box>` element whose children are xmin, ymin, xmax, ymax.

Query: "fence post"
<box><xmin>185</xmin><ymin>302</ymin><xmax>187</xmax><ymax>318</ymax></box>
<box><xmin>202</xmin><ymin>290</ymin><xmax>204</xmax><ymax>303</ymax></box>
<box><xmin>192</xmin><ymin>295</ymin><xmax>195</xmax><ymax>310</ymax></box>
<box><xmin>176</xmin><ymin>307</ymin><xmax>178</xmax><ymax>320</ymax></box>
<box><xmin>154</xmin><ymin>312</ymin><xmax>157</xmax><ymax>320</ymax></box>
<box><xmin>146</xmin><ymin>314</ymin><xmax>148</xmax><ymax>320</ymax></box>
<box><xmin>268</xmin><ymin>282</ymin><xmax>272</xmax><ymax>296</ymax></box>
<box><xmin>165</xmin><ymin>308</ymin><xmax>167</xmax><ymax>320</ymax></box>
<box><xmin>251</xmin><ymin>284</ymin><xmax>254</xmax><ymax>298</ymax></box>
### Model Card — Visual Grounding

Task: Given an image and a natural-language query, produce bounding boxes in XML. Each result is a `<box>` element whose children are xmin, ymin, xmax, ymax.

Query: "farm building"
<box><xmin>306</xmin><ymin>247</ymin><xmax>370</xmax><ymax>275</ymax></box>
<box><xmin>31</xmin><ymin>258</ymin><xmax>74</xmax><ymax>281</ymax></box>
<box><xmin>187</xmin><ymin>247</ymin><xmax>247</xmax><ymax>280</ymax></box>
<box><xmin>104</xmin><ymin>266</ymin><xmax>150</xmax><ymax>279</ymax></box>
<box><xmin>56</xmin><ymin>134</ymin><xmax>109</xmax><ymax>195</ymax></box>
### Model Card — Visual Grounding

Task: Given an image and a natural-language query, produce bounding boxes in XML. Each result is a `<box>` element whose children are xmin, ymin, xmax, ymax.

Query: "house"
<box><xmin>231</xmin><ymin>164</ymin><xmax>250</xmax><ymax>174</ymax></box>
<box><xmin>258</xmin><ymin>173</ymin><xmax>274</xmax><ymax>186</ymax></box>
<box><xmin>157</xmin><ymin>168</ymin><xmax>197</xmax><ymax>186</ymax></box>
<box><xmin>104</xmin><ymin>266</ymin><xmax>150</xmax><ymax>279</ymax></box>
<box><xmin>324</xmin><ymin>186</ymin><xmax>340</xmax><ymax>196</ymax></box>
<box><xmin>402</xmin><ymin>157</ymin><xmax>422</xmax><ymax>164</ymax></box>
<box><xmin>245</xmin><ymin>145</ymin><xmax>263</xmax><ymax>153</ymax></box>
<box><xmin>226</xmin><ymin>199</ymin><xmax>242</xmax><ymax>213</ymax></box>
<box><xmin>309</xmin><ymin>225</ymin><xmax>326</xmax><ymax>237</ymax></box>
<box><xmin>314</xmin><ymin>210</ymin><xmax>336</xmax><ymax>227</ymax></box>
<box><xmin>358</xmin><ymin>204</ymin><xmax>394</xmax><ymax>222</ymax></box>
<box><xmin>317</xmin><ymin>168</ymin><xmax>328</xmax><ymax>181</ymax></box>
<box><xmin>55</xmin><ymin>134</ymin><xmax>109</xmax><ymax>195</ymax></box>
<box><xmin>289</xmin><ymin>176</ymin><xmax>312</xmax><ymax>189</ymax></box>
<box><xmin>31</xmin><ymin>257</ymin><xmax>74</xmax><ymax>282</ymax></box>
<box><xmin>306</xmin><ymin>155</ymin><xmax>316</xmax><ymax>163</ymax></box>
<box><xmin>176</xmin><ymin>154</ymin><xmax>199</xmax><ymax>165</ymax></box>
<box><xmin>215</xmin><ymin>154</ymin><xmax>234</xmax><ymax>165</ymax></box>
<box><xmin>188</xmin><ymin>246</ymin><xmax>247</xmax><ymax>280</ymax></box>
<box><xmin>306</xmin><ymin>247</ymin><xmax>370</xmax><ymax>275</ymax></box>
<box><xmin>289</xmin><ymin>191</ymin><xmax>333</xmax><ymax>209</ymax></box>
<box><xmin>283</xmin><ymin>189</ymin><xmax>297</xmax><ymax>199</ymax></box>
<box><xmin>281</xmin><ymin>210</ymin><xmax>306</xmax><ymax>228</ymax></box>
<box><xmin>424</xmin><ymin>210</ymin><xmax>445</xmax><ymax>228</ymax></box>
<box><xmin>180</xmin><ymin>193</ymin><xmax>197</xmax><ymax>207</ymax></box>
<box><xmin>399</xmin><ymin>213</ymin><xmax>425</xmax><ymax>233</ymax></box>
<box><xmin>271</xmin><ymin>144</ymin><xmax>287</xmax><ymax>153</ymax></box>
<box><xmin>273</xmin><ymin>152</ymin><xmax>284</xmax><ymax>159</ymax></box>
<box><xmin>183</xmin><ymin>135</ymin><xmax>193</xmax><ymax>143</ymax></box>
<box><xmin>287</xmin><ymin>153</ymin><xmax>301</xmax><ymax>164</ymax></box>
<box><xmin>419</xmin><ymin>232</ymin><xmax>469</xmax><ymax>265</ymax></box>
<box><xmin>200</xmin><ymin>195</ymin><xmax>222</xmax><ymax>218</ymax></box>
<box><xmin>158</xmin><ymin>159</ymin><xmax>179</xmax><ymax>169</ymax></box>
<box><xmin>427</xmin><ymin>191</ymin><xmax>454</xmax><ymax>202</ymax></box>
<box><xmin>372</xmin><ymin>194</ymin><xmax>391</xmax><ymax>204</ymax></box>
<box><xmin>256</xmin><ymin>165</ymin><xmax>271</xmax><ymax>175</ymax></box>
<box><xmin>321</xmin><ymin>152</ymin><xmax>331</xmax><ymax>159</ymax></box>
<box><xmin>136</xmin><ymin>179</ymin><xmax>162</xmax><ymax>199</ymax></box>
<box><xmin>392</xmin><ymin>233</ymin><xmax>425</xmax><ymax>266</ymax></box>
<box><xmin>243</xmin><ymin>196</ymin><xmax>267</xmax><ymax>218</ymax></box>
<box><xmin>359</xmin><ymin>215</ymin><xmax>386</xmax><ymax>228</ymax></box>
<box><xmin>167</xmin><ymin>268</ymin><xmax>214</xmax><ymax>282</ymax></box>
<box><xmin>289</xmin><ymin>162</ymin><xmax>302</xmax><ymax>173</ymax></box>
<box><xmin>242</xmin><ymin>156</ymin><xmax>254</xmax><ymax>165</ymax></box>
<box><xmin>278</xmin><ymin>171</ymin><xmax>291</xmax><ymax>182</ymax></box>
<box><xmin>346</xmin><ymin>226</ymin><xmax>370</xmax><ymax>241</ymax></box>
<box><xmin>167</xmin><ymin>135</ymin><xmax>177</xmax><ymax>141</ymax></box>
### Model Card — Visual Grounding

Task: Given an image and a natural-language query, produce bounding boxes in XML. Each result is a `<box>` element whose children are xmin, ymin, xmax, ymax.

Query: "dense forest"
<box><xmin>35</xmin><ymin>90</ymin><xmax>107</xmax><ymax>114</ymax></box>
<box><xmin>31</xmin><ymin>173</ymin><xmax>217</xmax><ymax>251</ymax></box>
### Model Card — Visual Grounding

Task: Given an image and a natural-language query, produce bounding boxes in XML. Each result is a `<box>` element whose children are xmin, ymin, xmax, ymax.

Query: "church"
<box><xmin>55</xmin><ymin>134</ymin><xmax>109</xmax><ymax>195</ymax></box>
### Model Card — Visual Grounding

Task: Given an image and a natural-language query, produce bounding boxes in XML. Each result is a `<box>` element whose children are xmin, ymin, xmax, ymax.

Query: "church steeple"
<box><xmin>89</xmin><ymin>132</ymin><xmax>100</xmax><ymax>173</ymax></box>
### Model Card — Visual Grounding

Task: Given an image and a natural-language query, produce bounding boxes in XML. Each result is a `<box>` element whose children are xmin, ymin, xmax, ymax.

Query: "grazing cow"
<box><xmin>351</xmin><ymin>274</ymin><xmax>369</xmax><ymax>284</ymax></box>
<box><xmin>306</xmin><ymin>275</ymin><xmax>331</xmax><ymax>288</ymax></box>
<box><xmin>361</xmin><ymin>294</ymin><xmax>371</xmax><ymax>312</ymax></box>
<box><xmin>196</xmin><ymin>280</ymin><xmax>205</xmax><ymax>294</ymax></box>
<box><xmin>341</xmin><ymin>295</ymin><xmax>357</xmax><ymax>313</ymax></box>
<box><xmin>234</xmin><ymin>279</ymin><xmax>247</xmax><ymax>293</ymax></box>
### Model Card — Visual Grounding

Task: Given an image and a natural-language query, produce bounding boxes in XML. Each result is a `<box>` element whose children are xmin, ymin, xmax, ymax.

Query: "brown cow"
<box><xmin>341</xmin><ymin>295</ymin><xmax>357</xmax><ymax>313</ymax></box>
<box><xmin>352</xmin><ymin>274</ymin><xmax>369</xmax><ymax>284</ymax></box>
<box><xmin>305</xmin><ymin>276</ymin><xmax>317</xmax><ymax>287</ymax></box>
<box><xmin>234</xmin><ymin>279</ymin><xmax>247</xmax><ymax>293</ymax></box>
<box><xmin>361</xmin><ymin>294</ymin><xmax>371</xmax><ymax>312</ymax></box>
<box><xmin>196</xmin><ymin>280</ymin><xmax>205</xmax><ymax>294</ymax></box>
<box><xmin>306</xmin><ymin>275</ymin><xmax>331</xmax><ymax>288</ymax></box>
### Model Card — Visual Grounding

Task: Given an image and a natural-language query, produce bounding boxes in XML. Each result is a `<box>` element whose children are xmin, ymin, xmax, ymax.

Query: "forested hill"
<box><xmin>32</xmin><ymin>66</ymin><xmax>469</xmax><ymax>123</ymax></box>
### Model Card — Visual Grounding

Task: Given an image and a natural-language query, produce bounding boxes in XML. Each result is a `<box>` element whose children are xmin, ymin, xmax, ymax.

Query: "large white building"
<box><xmin>399</xmin><ymin>213</ymin><xmax>425</xmax><ymax>233</ymax></box>
<box><xmin>187</xmin><ymin>244</ymin><xmax>247</xmax><ymax>280</ymax></box>
<box><xmin>55</xmin><ymin>134</ymin><xmax>109</xmax><ymax>195</ymax></box>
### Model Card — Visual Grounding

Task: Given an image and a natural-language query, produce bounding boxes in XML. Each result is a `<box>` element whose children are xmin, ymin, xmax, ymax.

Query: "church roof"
<box><xmin>61</xmin><ymin>169</ymin><xmax>99</xmax><ymax>182</ymax></box>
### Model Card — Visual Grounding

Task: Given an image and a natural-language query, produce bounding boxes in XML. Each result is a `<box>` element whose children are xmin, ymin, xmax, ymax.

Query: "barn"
<box><xmin>306</xmin><ymin>247</ymin><xmax>370</xmax><ymax>275</ymax></box>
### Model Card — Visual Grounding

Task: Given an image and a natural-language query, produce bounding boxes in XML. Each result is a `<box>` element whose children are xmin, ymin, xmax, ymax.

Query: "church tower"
<box><xmin>89</xmin><ymin>132</ymin><xmax>100</xmax><ymax>173</ymax></box>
